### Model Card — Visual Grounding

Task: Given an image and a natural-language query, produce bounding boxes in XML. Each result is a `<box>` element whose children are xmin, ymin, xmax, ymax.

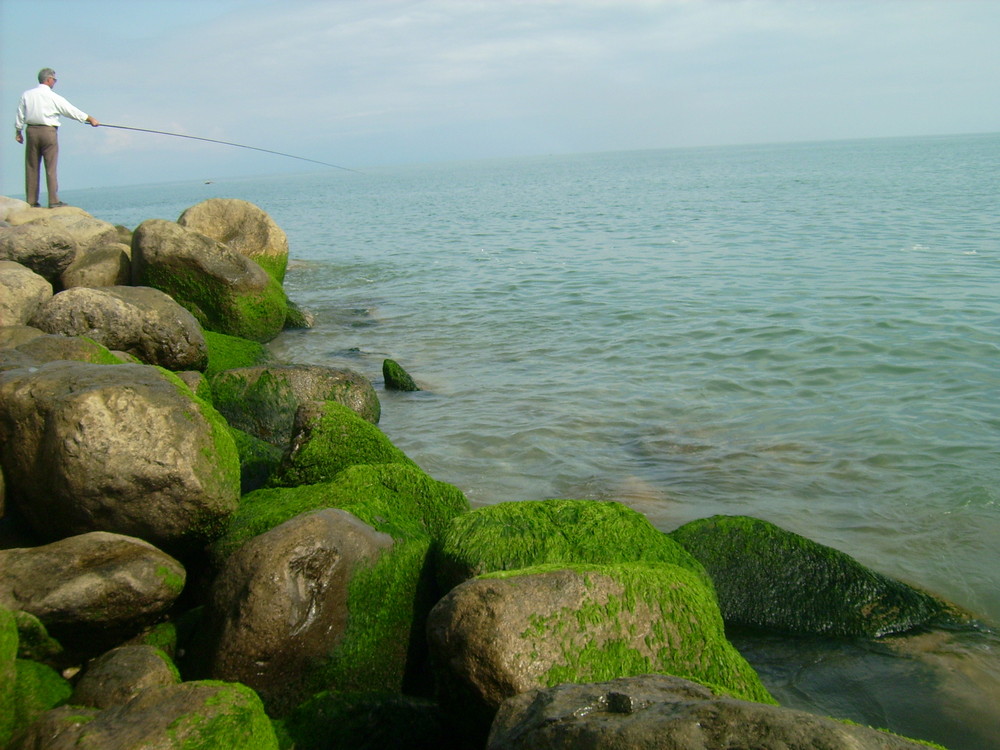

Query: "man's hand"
<box><xmin>15</xmin><ymin>130</ymin><xmax>23</xmax><ymax>143</ymax></box>
<box><xmin>87</xmin><ymin>117</ymin><xmax>100</xmax><ymax>127</ymax></box>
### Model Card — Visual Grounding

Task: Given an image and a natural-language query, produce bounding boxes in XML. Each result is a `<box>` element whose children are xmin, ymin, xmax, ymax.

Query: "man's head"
<box><xmin>37</xmin><ymin>68</ymin><xmax>56</xmax><ymax>85</ymax></box>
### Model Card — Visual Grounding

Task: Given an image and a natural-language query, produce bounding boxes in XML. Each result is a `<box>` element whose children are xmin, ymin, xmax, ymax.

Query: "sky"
<box><xmin>2</xmin><ymin>0</ymin><xmax>999</xmax><ymax>194</ymax></box>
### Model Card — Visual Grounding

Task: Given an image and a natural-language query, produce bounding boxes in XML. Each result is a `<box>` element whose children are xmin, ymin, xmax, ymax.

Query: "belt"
<box><xmin>26</xmin><ymin>123</ymin><xmax>56</xmax><ymax>127</ymax></box>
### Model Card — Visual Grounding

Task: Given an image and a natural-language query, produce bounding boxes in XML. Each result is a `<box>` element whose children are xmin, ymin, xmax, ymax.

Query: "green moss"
<box><xmin>436</xmin><ymin>499</ymin><xmax>709</xmax><ymax>592</ymax></box>
<box><xmin>229</xmin><ymin>426</ymin><xmax>284</xmax><ymax>493</ymax></box>
<box><xmin>156</xmin><ymin>565</ymin><xmax>186</xmax><ymax>595</ymax></box>
<box><xmin>382</xmin><ymin>359</ymin><xmax>419</xmax><ymax>391</ymax></box>
<box><xmin>212</xmin><ymin>463</ymin><xmax>469</xmax><ymax>563</ymax></box>
<box><xmin>268</xmin><ymin>401</ymin><xmax>415</xmax><ymax>488</ymax></box>
<box><xmin>209</xmin><ymin>369</ymin><xmax>301</xmax><ymax>447</ymax></box>
<box><xmin>0</xmin><ymin>606</ymin><xmax>18</xmax><ymax>746</ymax></box>
<box><xmin>484</xmin><ymin>562</ymin><xmax>774</xmax><ymax>706</ymax></box>
<box><xmin>204</xmin><ymin>330</ymin><xmax>271</xmax><ymax>378</ymax></box>
<box><xmin>164</xmin><ymin>680</ymin><xmax>278</xmax><ymax>749</ymax></box>
<box><xmin>12</xmin><ymin>610</ymin><xmax>63</xmax><ymax>665</ymax></box>
<box><xmin>13</xmin><ymin>659</ymin><xmax>73</xmax><ymax>734</ymax></box>
<box><xmin>280</xmin><ymin>691</ymin><xmax>450</xmax><ymax>750</ymax></box>
<box><xmin>134</xmin><ymin>621</ymin><xmax>179</xmax><ymax>659</ymax></box>
<box><xmin>669</xmin><ymin>515</ymin><xmax>964</xmax><ymax>638</ymax></box>
<box><xmin>253</xmin><ymin>254</ymin><xmax>288</xmax><ymax>286</ymax></box>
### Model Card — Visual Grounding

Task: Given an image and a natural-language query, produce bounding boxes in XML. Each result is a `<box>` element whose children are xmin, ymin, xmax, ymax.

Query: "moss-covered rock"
<box><xmin>427</xmin><ymin>561</ymin><xmax>774</xmax><ymax>743</ymax></box>
<box><xmin>1</xmin><ymin>605</ymin><xmax>18</xmax><ymax>746</ymax></box>
<box><xmin>277</xmin><ymin>691</ymin><xmax>453</xmax><ymax>750</ymax></box>
<box><xmin>382</xmin><ymin>359</ymin><xmax>420</xmax><ymax>391</ymax></box>
<box><xmin>670</xmin><ymin>515</ymin><xmax>964</xmax><ymax>638</ymax></box>
<box><xmin>436</xmin><ymin>498</ymin><xmax>709</xmax><ymax>592</ymax></box>
<box><xmin>203</xmin><ymin>329</ymin><xmax>272</xmax><ymax>378</ymax></box>
<box><xmin>268</xmin><ymin>401</ymin><xmax>411</xmax><ymax>488</ymax></box>
<box><xmin>12</xmin><ymin>610</ymin><xmax>63</xmax><ymax>666</ymax></box>
<box><xmin>212</xmin><ymin>463</ymin><xmax>469</xmax><ymax>564</ymax></box>
<box><xmin>12</xmin><ymin>658</ymin><xmax>72</xmax><ymax>736</ymax></box>
<box><xmin>229</xmin><ymin>426</ymin><xmax>284</xmax><ymax>494</ymax></box>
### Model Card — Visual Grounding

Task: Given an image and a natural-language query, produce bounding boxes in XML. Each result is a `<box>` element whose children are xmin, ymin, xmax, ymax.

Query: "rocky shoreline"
<box><xmin>0</xmin><ymin>195</ymin><xmax>970</xmax><ymax>748</ymax></box>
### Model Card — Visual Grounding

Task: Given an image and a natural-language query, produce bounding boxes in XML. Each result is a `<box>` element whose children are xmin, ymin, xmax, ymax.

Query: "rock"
<box><xmin>210</xmin><ymin>364</ymin><xmax>381</xmax><ymax>449</ymax></box>
<box><xmin>9</xmin><ymin>658</ymin><xmax>72</xmax><ymax>741</ymax></box>
<box><xmin>9</xmin><ymin>680</ymin><xmax>279</xmax><ymax>750</ymax></box>
<box><xmin>0</xmin><ymin>325</ymin><xmax>45</xmax><ymax>349</ymax></box>
<box><xmin>131</xmin><ymin>218</ymin><xmax>287</xmax><ymax>342</ymax></box>
<box><xmin>0</xmin><ymin>221</ymin><xmax>78</xmax><ymax>283</ymax></box>
<box><xmin>1</xmin><ymin>605</ymin><xmax>17</xmax><ymax>745</ymax></box>
<box><xmin>203</xmin><ymin>329</ymin><xmax>272</xmax><ymax>377</ymax></box>
<box><xmin>487</xmin><ymin>674</ymin><xmax>935</xmax><ymax>750</ymax></box>
<box><xmin>30</xmin><ymin>285</ymin><xmax>208</xmax><ymax>371</ymax></box>
<box><xmin>436</xmin><ymin>498</ymin><xmax>708</xmax><ymax>593</ymax></box>
<box><xmin>0</xmin><ymin>361</ymin><xmax>240</xmax><ymax>553</ymax></box>
<box><xmin>426</xmin><ymin>562</ymin><xmax>773</xmax><ymax>743</ymax></box>
<box><xmin>199</xmin><ymin>509</ymin><xmax>393</xmax><ymax>714</ymax></box>
<box><xmin>71</xmin><ymin>645</ymin><xmax>180</xmax><ymax>708</ymax></box>
<box><xmin>61</xmin><ymin>242</ymin><xmax>131</xmax><ymax>288</ymax></box>
<box><xmin>229</xmin><ymin>427</ymin><xmax>283</xmax><ymax>493</ymax></box>
<box><xmin>4</xmin><ymin>204</ymin><xmax>89</xmax><ymax>226</ymax></box>
<box><xmin>670</xmin><ymin>515</ymin><xmax>964</xmax><ymax>638</ymax></box>
<box><xmin>0</xmin><ymin>333</ymin><xmax>122</xmax><ymax>371</ymax></box>
<box><xmin>12</xmin><ymin>610</ymin><xmax>64</xmax><ymax>666</ymax></box>
<box><xmin>269</xmin><ymin>400</ymin><xmax>412</xmax><ymax>488</ymax></box>
<box><xmin>178</xmin><ymin>198</ymin><xmax>289</xmax><ymax>283</ymax></box>
<box><xmin>383</xmin><ymin>358</ymin><xmax>420</xmax><ymax>391</ymax></box>
<box><xmin>10</xmin><ymin>211</ymin><xmax>118</xmax><ymax>254</ymax></box>
<box><xmin>0</xmin><ymin>196</ymin><xmax>31</xmax><ymax>221</ymax></box>
<box><xmin>0</xmin><ymin>532</ymin><xmax>185</xmax><ymax>653</ymax></box>
<box><xmin>0</xmin><ymin>261</ymin><xmax>52</xmax><ymax>327</ymax></box>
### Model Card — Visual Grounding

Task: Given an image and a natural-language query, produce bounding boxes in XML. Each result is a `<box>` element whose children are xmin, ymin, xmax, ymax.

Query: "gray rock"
<box><xmin>0</xmin><ymin>261</ymin><xmax>52</xmax><ymax>327</ymax></box>
<box><xmin>11</xmin><ymin>211</ymin><xmax>118</xmax><ymax>254</ymax></box>
<box><xmin>30</xmin><ymin>285</ymin><xmax>208</xmax><ymax>371</ymax></box>
<box><xmin>8</xmin><ymin>680</ymin><xmax>278</xmax><ymax>749</ymax></box>
<box><xmin>0</xmin><ymin>532</ymin><xmax>184</xmax><ymax>652</ymax></box>
<box><xmin>0</xmin><ymin>196</ymin><xmax>30</xmax><ymax>221</ymax></box>
<box><xmin>0</xmin><ymin>221</ymin><xmax>78</xmax><ymax>282</ymax></box>
<box><xmin>488</xmin><ymin>674</ymin><xmax>934</xmax><ymax>750</ymax></box>
<box><xmin>0</xmin><ymin>361</ymin><xmax>240</xmax><ymax>552</ymax></box>
<box><xmin>71</xmin><ymin>645</ymin><xmax>180</xmax><ymax>708</ymax></box>
<box><xmin>61</xmin><ymin>242</ymin><xmax>131</xmax><ymax>289</ymax></box>
<box><xmin>178</xmin><ymin>198</ymin><xmax>289</xmax><ymax>282</ymax></box>
<box><xmin>210</xmin><ymin>364</ymin><xmax>381</xmax><ymax>449</ymax></box>
<box><xmin>131</xmin><ymin>218</ymin><xmax>287</xmax><ymax>342</ymax></box>
<box><xmin>199</xmin><ymin>508</ymin><xmax>393</xmax><ymax>714</ymax></box>
<box><xmin>0</xmin><ymin>333</ymin><xmax>120</xmax><ymax>372</ymax></box>
<box><xmin>0</xmin><ymin>325</ymin><xmax>45</xmax><ymax>350</ymax></box>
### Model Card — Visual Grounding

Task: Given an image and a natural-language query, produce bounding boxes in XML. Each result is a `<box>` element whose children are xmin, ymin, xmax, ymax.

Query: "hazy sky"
<box><xmin>2</xmin><ymin>0</ymin><xmax>999</xmax><ymax>194</ymax></box>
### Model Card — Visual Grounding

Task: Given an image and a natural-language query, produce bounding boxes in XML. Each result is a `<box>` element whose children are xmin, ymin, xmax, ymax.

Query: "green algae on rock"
<box><xmin>268</xmin><ymin>401</ymin><xmax>412</xmax><ymax>488</ymax></box>
<box><xmin>11</xmin><ymin>658</ymin><xmax>72</xmax><ymax>738</ymax></box>
<box><xmin>203</xmin><ymin>329</ymin><xmax>272</xmax><ymax>378</ymax></box>
<box><xmin>382</xmin><ymin>358</ymin><xmax>420</xmax><ymax>391</ymax></box>
<box><xmin>670</xmin><ymin>515</ymin><xmax>965</xmax><ymax>638</ymax></box>
<box><xmin>435</xmin><ymin>498</ymin><xmax>709</xmax><ymax>592</ymax></box>
<box><xmin>1</xmin><ymin>606</ymin><xmax>17</xmax><ymax>746</ymax></box>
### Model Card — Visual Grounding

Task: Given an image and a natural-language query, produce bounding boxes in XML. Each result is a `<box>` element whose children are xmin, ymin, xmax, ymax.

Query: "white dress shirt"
<box><xmin>15</xmin><ymin>84</ymin><xmax>89</xmax><ymax>129</ymax></box>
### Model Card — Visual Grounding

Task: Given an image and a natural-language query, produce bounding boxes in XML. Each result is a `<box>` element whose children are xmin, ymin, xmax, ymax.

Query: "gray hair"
<box><xmin>37</xmin><ymin>68</ymin><xmax>56</xmax><ymax>83</ymax></box>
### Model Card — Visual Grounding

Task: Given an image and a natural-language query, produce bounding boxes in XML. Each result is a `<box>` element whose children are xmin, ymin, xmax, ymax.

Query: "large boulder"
<box><xmin>269</xmin><ymin>400</ymin><xmax>412</xmax><ymax>488</ymax></box>
<box><xmin>426</xmin><ymin>562</ymin><xmax>773</xmax><ymax>743</ymax></box>
<box><xmin>0</xmin><ymin>196</ymin><xmax>30</xmax><ymax>221</ymax></box>
<box><xmin>0</xmin><ymin>261</ymin><xmax>51</xmax><ymax>327</ymax></box>
<box><xmin>0</xmin><ymin>361</ymin><xmax>240</xmax><ymax>553</ymax></box>
<box><xmin>436</xmin><ymin>499</ymin><xmax>708</xmax><ymax>593</ymax></box>
<box><xmin>199</xmin><ymin>509</ymin><xmax>394</xmax><ymax>714</ymax></box>
<box><xmin>670</xmin><ymin>515</ymin><xmax>964</xmax><ymax>638</ymax></box>
<box><xmin>178</xmin><ymin>198</ymin><xmax>289</xmax><ymax>283</ymax></box>
<box><xmin>0</xmin><ymin>325</ymin><xmax>45</xmax><ymax>350</ymax></box>
<box><xmin>60</xmin><ymin>241</ymin><xmax>131</xmax><ymax>289</ymax></box>
<box><xmin>9</xmin><ymin>680</ymin><xmax>279</xmax><ymax>750</ymax></box>
<box><xmin>30</xmin><ymin>285</ymin><xmax>208</xmax><ymax>371</ymax></box>
<box><xmin>0</xmin><ymin>333</ymin><xmax>123</xmax><ymax>372</ymax></box>
<box><xmin>131</xmin><ymin>218</ymin><xmax>287</xmax><ymax>342</ymax></box>
<box><xmin>210</xmin><ymin>364</ymin><xmax>381</xmax><ymax>448</ymax></box>
<box><xmin>0</xmin><ymin>532</ymin><xmax>185</xmax><ymax>653</ymax></box>
<box><xmin>8</xmin><ymin>211</ymin><xmax>118</xmax><ymax>253</ymax></box>
<box><xmin>70</xmin><ymin>645</ymin><xmax>180</xmax><ymax>709</ymax></box>
<box><xmin>488</xmin><ymin>674</ymin><xmax>937</xmax><ymax>750</ymax></box>
<box><xmin>0</xmin><ymin>221</ymin><xmax>78</xmax><ymax>282</ymax></box>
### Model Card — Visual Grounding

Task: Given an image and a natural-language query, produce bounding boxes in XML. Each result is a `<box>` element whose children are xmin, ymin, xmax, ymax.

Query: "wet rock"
<box><xmin>199</xmin><ymin>508</ymin><xmax>393</xmax><ymax>714</ymax></box>
<box><xmin>0</xmin><ymin>532</ymin><xmax>185</xmax><ymax>653</ymax></box>
<box><xmin>30</xmin><ymin>285</ymin><xmax>208</xmax><ymax>371</ymax></box>
<box><xmin>131</xmin><ymin>218</ymin><xmax>287</xmax><ymax>342</ymax></box>
<box><xmin>71</xmin><ymin>645</ymin><xmax>180</xmax><ymax>709</ymax></box>
<box><xmin>383</xmin><ymin>358</ymin><xmax>420</xmax><ymax>391</ymax></box>
<box><xmin>178</xmin><ymin>198</ymin><xmax>289</xmax><ymax>283</ymax></box>
<box><xmin>0</xmin><ymin>361</ymin><xmax>240</xmax><ymax>553</ymax></box>
<box><xmin>0</xmin><ymin>333</ymin><xmax>122</xmax><ymax>372</ymax></box>
<box><xmin>488</xmin><ymin>674</ymin><xmax>935</xmax><ymax>750</ymax></box>
<box><xmin>0</xmin><ymin>261</ymin><xmax>52</xmax><ymax>327</ymax></box>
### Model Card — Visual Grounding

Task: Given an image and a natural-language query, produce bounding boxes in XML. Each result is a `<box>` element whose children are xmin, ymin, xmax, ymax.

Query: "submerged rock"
<box><xmin>670</xmin><ymin>515</ymin><xmax>964</xmax><ymax>637</ymax></box>
<box><xmin>383</xmin><ymin>358</ymin><xmax>420</xmax><ymax>391</ymax></box>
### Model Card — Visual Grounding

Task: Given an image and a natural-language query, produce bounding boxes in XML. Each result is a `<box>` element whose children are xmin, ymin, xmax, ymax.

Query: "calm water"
<box><xmin>65</xmin><ymin>133</ymin><xmax>1000</xmax><ymax>748</ymax></box>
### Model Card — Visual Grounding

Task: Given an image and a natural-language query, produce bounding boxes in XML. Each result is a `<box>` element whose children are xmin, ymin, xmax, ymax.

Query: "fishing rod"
<box><xmin>99</xmin><ymin>123</ymin><xmax>361</xmax><ymax>173</ymax></box>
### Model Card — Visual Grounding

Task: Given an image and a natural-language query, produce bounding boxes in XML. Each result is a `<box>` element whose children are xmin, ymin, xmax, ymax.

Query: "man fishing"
<box><xmin>14</xmin><ymin>68</ymin><xmax>99</xmax><ymax>208</ymax></box>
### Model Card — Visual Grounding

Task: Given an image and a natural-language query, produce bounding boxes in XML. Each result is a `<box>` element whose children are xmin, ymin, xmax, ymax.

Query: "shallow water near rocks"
<box><xmin>68</xmin><ymin>132</ymin><xmax>1000</xmax><ymax>748</ymax></box>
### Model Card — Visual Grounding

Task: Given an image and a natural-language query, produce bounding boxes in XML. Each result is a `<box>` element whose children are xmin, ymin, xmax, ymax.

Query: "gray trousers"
<box><xmin>25</xmin><ymin>124</ymin><xmax>59</xmax><ymax>206</ymax></box>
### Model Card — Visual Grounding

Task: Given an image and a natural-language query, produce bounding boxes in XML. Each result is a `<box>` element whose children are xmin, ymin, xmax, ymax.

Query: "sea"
<box><xmin>64</xmin><ymin>132</ymin><xmax>999</xmax><ymax>749</ymax></box>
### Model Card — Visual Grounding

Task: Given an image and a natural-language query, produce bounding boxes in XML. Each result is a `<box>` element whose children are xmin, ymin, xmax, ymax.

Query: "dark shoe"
<box><xmin>30</xmin><ymin>203</ymin><xmax>41</xmax><ymax>208</ymax></box>
<box><xmin>48</xmin><ymin>202</ymin><xmax>69</xmax><ymax>208</ymax></box>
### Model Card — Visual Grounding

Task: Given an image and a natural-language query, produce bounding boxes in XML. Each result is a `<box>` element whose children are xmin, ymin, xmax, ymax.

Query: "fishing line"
<box><xmin>100</xmin><ymin>123</ymin><xmax>361</xmax><ymax>173</ymax></box>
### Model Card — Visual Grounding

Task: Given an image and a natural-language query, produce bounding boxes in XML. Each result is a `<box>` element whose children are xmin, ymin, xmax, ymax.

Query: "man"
<box><xmin>14</xmin><ymin>68</ymin><xmax>99</xmax><ymax>208</ymax></box>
